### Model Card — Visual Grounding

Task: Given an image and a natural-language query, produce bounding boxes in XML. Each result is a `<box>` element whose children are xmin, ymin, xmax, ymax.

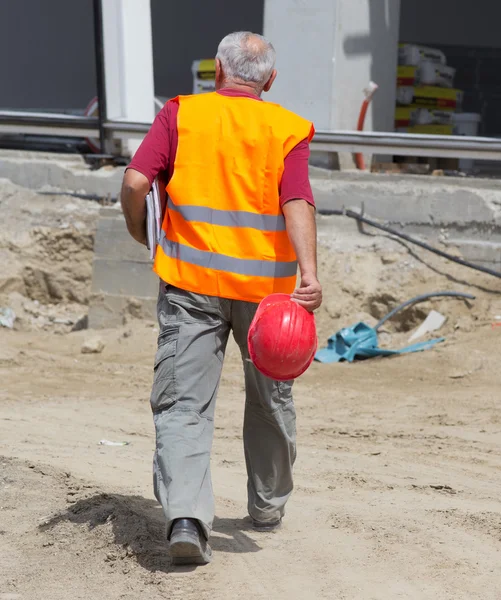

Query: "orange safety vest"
<box><xmin>153</xmin><ymin>92</ymin><xmax>314</xmax><ymax>303</ymax></box>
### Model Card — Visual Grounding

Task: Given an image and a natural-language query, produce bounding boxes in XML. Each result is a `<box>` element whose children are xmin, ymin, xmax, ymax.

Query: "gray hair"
<box><xmin>216</xmin><ymin>31</ymin><xmax>276</xmax><ymax>87</ymax></box>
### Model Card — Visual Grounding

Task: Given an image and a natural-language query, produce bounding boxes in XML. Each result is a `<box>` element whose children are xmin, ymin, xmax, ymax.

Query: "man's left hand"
<box><xmin>291</xmin><ymin>273</ymin><xmax>322</xmax><ymax>312</ymax></box>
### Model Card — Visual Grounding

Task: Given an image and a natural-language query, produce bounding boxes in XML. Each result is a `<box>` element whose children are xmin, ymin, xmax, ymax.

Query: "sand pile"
<box><xmin>314</xmin><ymin>215</ymin><xmax>501</xmax><ymax>347</ymax></box>
<box><xmin>0</xmin><ymin>179</ymin><xmax>100</xmax><ymax>332</ymax></box>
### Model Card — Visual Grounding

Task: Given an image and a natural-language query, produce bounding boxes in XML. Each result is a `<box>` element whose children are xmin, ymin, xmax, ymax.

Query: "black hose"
<box><xmin>37</xmin><ymin>191</ymin><xmax>118</xmax><ymax>202</ymax></box>
<box><xmin>375</xmin><ymin>291</ymin><xmax>476</xmax><ymax>330</ymax></box>
<box><xmin>317</xmin><ymin>208</ymin><xmax>501</xmax><ymax>280</ymax></box>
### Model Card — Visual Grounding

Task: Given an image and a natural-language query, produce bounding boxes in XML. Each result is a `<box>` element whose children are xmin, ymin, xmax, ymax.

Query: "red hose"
<box><xmin>354</xmin><ymin>83</ymin><xmax>378</xmax><ymax>170</ymax></box>
<box><xmin>355</xmin><ymin>99</ymin><xmax>371</xmax><ymax>170</ymax></box>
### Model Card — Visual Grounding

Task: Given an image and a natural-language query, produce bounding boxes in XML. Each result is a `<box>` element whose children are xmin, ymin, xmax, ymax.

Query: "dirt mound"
<box><xmin>22</xmin><ymin>227</ymin><xmax>94</xmax><ymax>304</ymax></box>
<box><xmin>0</xmin><ymin>456</ymin><xmax>209</xmax><ymax>599</ymax></box>
<box><xmin>0</xmin><ymin>179</ymin><xmax>100</xmax><ymax>332</ymax></box>
<box><xmin>314</xmin><ymin>216</ymin><xmax>501</xmax><ymax>346</ymax></box>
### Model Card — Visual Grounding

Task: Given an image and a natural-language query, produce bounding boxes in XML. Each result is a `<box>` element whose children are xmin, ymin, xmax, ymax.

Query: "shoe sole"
<box><xmin>252</xmin><ymin>520</ymin><xmax>282</xmax><ymax>532</ymax></box>
<box><xmin>169</xmin><ymin>538</ymin><xmax>212</xmax><ymax>565</ymax></box>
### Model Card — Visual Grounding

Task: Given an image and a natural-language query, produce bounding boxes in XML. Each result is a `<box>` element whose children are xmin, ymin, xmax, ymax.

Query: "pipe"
<box><xmin>37</xmin><ymin>190</ymin><xmax>118</xmax><ymax>202</ymax></box>
<box><xmin>317</xmin><ymin>208</ymin><xmax>501</xmax><ymax>280</ymax></box>
<box><xmin>92</xmin><ymin>0</ymin><xmax>108</xmax><ymax>153</ymax></box>
<box><xmin>375</xmin><ymin>291</ymin><xmax>476</xmax><ymax>331</ymax></box>
<box><xmin>2</xmin><ymin>113</ymin><xmax>501</xmax><ymax>160</ymax></box>
<box><xmin>0</xmin><ymin>111</ymin><xmax>98</xmax><ymax>129</ymax></box>
<box><xmin>354</xmin><ymin>82</ymin><xmax>378</xmax><ymax>170</ymax></box>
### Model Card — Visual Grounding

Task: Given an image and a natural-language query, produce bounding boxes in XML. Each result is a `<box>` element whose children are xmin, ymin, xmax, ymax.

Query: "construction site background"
<box><xmin>1</xmin><ymin>149</ymin><xmax>500</xmax><ymax>598</ymax></box>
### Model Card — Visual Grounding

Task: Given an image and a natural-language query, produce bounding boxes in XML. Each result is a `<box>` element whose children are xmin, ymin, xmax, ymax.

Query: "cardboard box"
<box><xmin>397</xmin><ymin>63</ymin><xmax>455</xmax><ymax>88</ymax></box>
<box><xmin>192</xmin><ymin>59</ymin><xmax>216</xmax><ymax>94</ymax></box>
<box><xmin>399</xmin><ymin>43</ymin><xmax>446</xmax><ymax>66</ymax></box>
<box><xmin>397</xmin><ymin>86</ymin><xmax>464</xmax><ymax>109</ymax></box>
<box><xmin>397</xmin><ymin>66</ymin><xmax>418</xmax><ymax>86</ymax></box>
<box><xmin>419</xmin><ymin>61</ymin><xmax>455</xmax><ymax>88</ymax></box>
<box><xmin>395</xmin><ymin>106</ymin><xmax>455</xmax><ymax>128</ymax></box>
<box><xmin>396</xmin><ymin>124</ymin><xmax>455</xmax><ymax>136</ymax></box>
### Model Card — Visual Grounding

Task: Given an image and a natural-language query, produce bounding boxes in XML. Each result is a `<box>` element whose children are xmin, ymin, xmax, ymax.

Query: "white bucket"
<box><xmin>453</xmin><ymin>112</ymin><xmax>481</xmax><ymax>136</ymax></box>
<box><xmin>453</xmin><ymin>113</ymin><xmax>481</xmax><ymax>171</ymax></box>
<box><xmin>419</xmin><ymin>61</ymin><xmax>456</xmax><ymax>88</ymax></box>
<box><xmin>399</xmin><ymin>44</ymin><xmax>446</xmax><ymax>67</ymax></box>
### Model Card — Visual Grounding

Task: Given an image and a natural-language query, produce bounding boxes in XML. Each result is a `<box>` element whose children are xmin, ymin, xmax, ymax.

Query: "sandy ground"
<box><xmin>1</xmin><ymin>181</ymin><xmax>501</xmax><ymax>599</ymax></box>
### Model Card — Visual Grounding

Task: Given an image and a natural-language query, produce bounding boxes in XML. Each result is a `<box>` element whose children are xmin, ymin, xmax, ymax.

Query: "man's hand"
<box><xmin>282</xmin><ymin>199</ymin><xmax>322</xmax><ymax>312</ymax></box>
<box><xmin>291</xmin><ymin>273</ymin><xmax>322</xmax><ymax>312</ymax></box>
<box><xmin>120</xmin><ymin>169</ymin><xmax>151</xmax><ymax>245</ymax></box>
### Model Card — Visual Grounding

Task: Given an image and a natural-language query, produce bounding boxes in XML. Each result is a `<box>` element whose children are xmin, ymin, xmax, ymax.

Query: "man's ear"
<box><xmin>263</xmin><ymin>69</ymin><xmax>277</xmax><ymax>93</ymax></box>
<box><xmin>215</xmin><ymin>58</ymin><xmax>224</xmax><ymax>89</ymax></box>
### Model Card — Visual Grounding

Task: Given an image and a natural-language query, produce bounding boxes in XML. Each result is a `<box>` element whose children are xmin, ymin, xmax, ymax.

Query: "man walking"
<box><xmin>121</xmin><ymin>31</ymin><xmax>322</xmax><ymax>565</ymax></box>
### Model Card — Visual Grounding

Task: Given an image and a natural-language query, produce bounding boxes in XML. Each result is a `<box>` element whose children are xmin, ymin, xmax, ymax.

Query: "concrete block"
<box><xmin>312</xmin><ymin>171</ymin><xmax>501</xmax><ymax>274</ymax></box>
<box><xmin>0</xmin><ymin>149</ymin><xmax>124</xmax><ymax>196</ymax></box>
<box><xmin>311</xmin><ymin>171</ymin><xmax>501</xmax><ymax>232</ymax></box>
<box><xmin>99</xmin><ymin>206</ymin><xmax>124</xmax><ymax>218</ymax></box>
<box><xmin>446</xmin><ymin>240</ymin><xmax>501</xmax><ymax>265</ymax></box>
<box><xmin>93</xmin><ymin>215</ymin><xmax>152</xmax><ymax>262</ymax></box>
<box><xmin>91</xmin><ymin>258</ymin><xmax>158</xmax><ymax>298</ymax></box>
<box><xmin>310</xmin><ymin>151</ymin><xmax>340</xmax><ymax>171</ymax></box>
<box><xmin>399</xmin><ymin>224</ymin><xmax>501</xmax><ymax>244</ymax></box>
<box><xmin>88</xmin><ymin>203</ymin><xmax>159</xmax><ymax>329</ymax></box>
<box><xmin>88</xmin><ymin>294</ymin><xmax>157</xmax><ymax>329</ymax></box>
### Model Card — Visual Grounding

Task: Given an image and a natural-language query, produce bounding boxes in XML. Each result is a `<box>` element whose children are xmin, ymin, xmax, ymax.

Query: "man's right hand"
<box><xmin>291</xmin><ymin>273</ymin><xmax>322</xmax><ymax>312</ymax></box>
<box><xmin>120</xmin><ymin>168</ymin><xmax>151</xmax><ymax>245</ymax></box>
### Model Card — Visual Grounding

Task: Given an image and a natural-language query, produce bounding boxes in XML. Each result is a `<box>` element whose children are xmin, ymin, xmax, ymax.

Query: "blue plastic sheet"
<box><xmin>314</xmin><ymin>322</ymin><xmax>444</xmax><ymax>364</ymax></box>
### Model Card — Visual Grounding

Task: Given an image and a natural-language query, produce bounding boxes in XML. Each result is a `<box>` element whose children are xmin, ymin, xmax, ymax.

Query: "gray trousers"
<box><xmin>151</xmin><ymin>283</ymin><xmax>296</xmax><ymax>540</ymax></box>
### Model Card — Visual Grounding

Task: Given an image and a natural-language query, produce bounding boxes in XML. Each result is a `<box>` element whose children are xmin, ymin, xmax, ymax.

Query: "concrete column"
<box><xmin>101</xmin><ymin>0</ymin><xmax>155</xmax><ymax>155</ymax></box>
<box><xmin>264</xmin><ymin>0</ymin><xmax>401</xmax><ymax>167</ymax></box>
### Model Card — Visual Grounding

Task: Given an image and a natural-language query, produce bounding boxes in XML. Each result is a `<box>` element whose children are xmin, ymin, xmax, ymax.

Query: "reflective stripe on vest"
<box><xmin>167</xmin><ymin>198</ymin><xmax>286</xmax><ymax>232</ymax></box>
<box><xmin>159</xmin><ymin>230</ymin><xmax>297</xmax><ymax>278</ymax></box>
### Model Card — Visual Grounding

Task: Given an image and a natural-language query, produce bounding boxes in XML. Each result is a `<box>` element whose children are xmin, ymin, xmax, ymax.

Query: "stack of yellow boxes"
<box><xmin>191</xmin><ymin>59</ymin><xmax>216</xmax><ymax>94</ymax></box>
<box><xmin>395</xmin><ymin>43</ymin><xmax>463</xmax><ymax>135</ymax></box>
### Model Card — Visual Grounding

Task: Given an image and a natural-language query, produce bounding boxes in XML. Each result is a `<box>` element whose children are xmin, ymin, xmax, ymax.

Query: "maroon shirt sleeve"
<box><xmin>280</xmin><ymin>138</ymin><xmax>315</xmax><ymax>207</ymax></box>
<box><xmin>127</xmin><ymin>99</ymin><xmax>178</xmax><ymax>185</ymax></box>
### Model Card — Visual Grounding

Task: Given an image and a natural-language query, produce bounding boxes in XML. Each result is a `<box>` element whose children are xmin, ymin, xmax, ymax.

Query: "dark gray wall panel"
<box><xmin>0</xmin><ymin>0</ymin><xmax>96</xmax><ymax>110</ymax></box>
<box><xmin>151</xmin><ymin>0</ymin><xmax>265</xmax><ymax>98</ymax></box>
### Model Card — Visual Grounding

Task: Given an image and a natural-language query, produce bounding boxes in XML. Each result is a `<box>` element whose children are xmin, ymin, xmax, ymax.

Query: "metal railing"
<box><xmin>0</xmin><ymin>111</ymin><xmax>99</xmax><ymax>138</ymax></box>
<box><xmin>312</xmin><ymin>130</ymin><xmax>501</xmax><ymax>161</ymax></box>
<box><xmin>1</xmin><ymin>110</ymin><xmax>501</xmax><ymax>161</ymax></box>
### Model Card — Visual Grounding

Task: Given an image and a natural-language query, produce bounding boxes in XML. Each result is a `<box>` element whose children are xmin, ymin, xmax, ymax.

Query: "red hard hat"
<box><xmin>247</xmin><ymin>293</ymin><xmax>317</xmax><ymax>381</ymax></box>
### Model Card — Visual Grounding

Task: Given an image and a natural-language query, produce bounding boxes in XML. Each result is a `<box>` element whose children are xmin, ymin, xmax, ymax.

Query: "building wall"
<box><xmin>0</xmin><ymin>0</ymin><xmax>264</xmax><ymax>111</ymax></box>
<box><xmin>400</xmin><ymin>0</ymin><xmax>501</xmax><ymax>49</ymax></box>
<box><xmin>150</xmin><ymin>0</ymin><xmax>264</xmax><ymax>99</ymax></box>
<box><xmin>335</xmin><ymin>0</ymin><xmax>400</xmax><ymax>133</ymax></box>
<box><xmin>8</xmin><ymin>0</ymin><xmax>498</xmax><ymax>135</ymax></box>
<box><xmin>264</xmin><ymin>0</ymin><xmax>338</xmax><ymax>128</ymax></box>
<box><xmin>264</xmin><ymin>0</ymin><xmax>400</xmax><ymax>133</ymax></box>
<box><xmin>0</xmin><ymin>0</ymin><xmax>96</xmax><ymax>111</ymax></box>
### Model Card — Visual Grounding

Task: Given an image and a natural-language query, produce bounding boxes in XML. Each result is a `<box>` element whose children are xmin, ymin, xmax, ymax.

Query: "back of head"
<box><xmin>216</xmin><ymin>31</ymin><xmax>276</xmax><ymax>89</ymax></box>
